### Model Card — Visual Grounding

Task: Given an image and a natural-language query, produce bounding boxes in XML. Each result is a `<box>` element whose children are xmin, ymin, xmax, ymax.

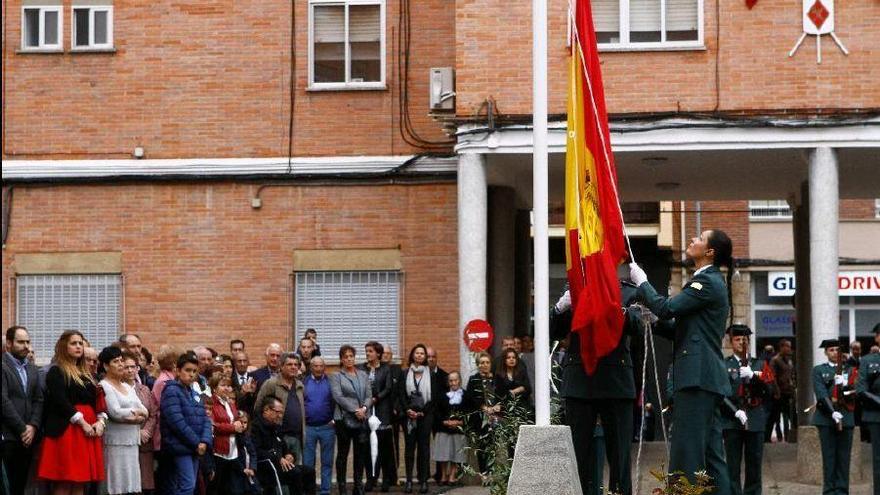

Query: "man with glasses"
<box><xmin>233</xmin><ymin>351</ymin><xmax>258</xmax><ymax>416</ymax></box>
<box><xmin>255</xmin><ymin>353</ymin><xmax>308</xmax><ymax>464</ymax></box>
<box><xmin>252</xmin><ymin>395</ymin><xmax>316</xmax><ymax>495</ymax></box>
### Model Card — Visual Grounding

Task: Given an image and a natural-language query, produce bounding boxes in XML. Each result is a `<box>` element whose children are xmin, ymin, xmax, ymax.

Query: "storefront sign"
<box><xmin>768</xmin><ymin>271</ymin><xmax>880</xmax><ymax>297</ymax></box>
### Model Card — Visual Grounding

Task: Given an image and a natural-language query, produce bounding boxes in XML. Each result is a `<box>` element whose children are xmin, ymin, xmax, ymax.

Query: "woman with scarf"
<box><xmin>432</xmin><ymin>372</ymin><xmax>467</xmax><ymax>486</ymax></box>
<box><xmin>402</xmin><ymin>344</ymin><xmax>434</xmax><ymax>494</ymax></box>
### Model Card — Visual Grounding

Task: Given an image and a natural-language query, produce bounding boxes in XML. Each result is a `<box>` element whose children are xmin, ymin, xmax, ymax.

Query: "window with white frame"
<box><xmin>21</xmin><ymin>6</ymin><xmax>63</xmax><ymax>50</ymax></box>
<box><xmin>309</xmin><ymin>0</ymin><xmax>384</xmax><ymax>89</ymax></box>
<box><xmin>72</xmin><ymin>6</ymin><xmax>113</xmax><ymax>49</ymax></box>
<box><xmin>592</xmin><ymin>0</ymin><xmax>702</xmax><ymax>49</ymax></box>
<box><xmin>295</xmin><ymin>271</ymin><xmax>400</xmax><ymax>362</ymax></box>
<box><xmin>749</xmin><ymin>200</ymin><xmax>792</xmax><ymax>220</ymax></box>
<box><xmin>15</xmin><ymin>274</ymin><xmax>123</xmax><ymax>365</ymax></box>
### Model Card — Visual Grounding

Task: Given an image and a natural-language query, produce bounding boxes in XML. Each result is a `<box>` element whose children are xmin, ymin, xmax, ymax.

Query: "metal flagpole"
<box><xmin>532</xmin><ymin>0</ymin><xmax>550</xmax><ymax>427</ymax></box>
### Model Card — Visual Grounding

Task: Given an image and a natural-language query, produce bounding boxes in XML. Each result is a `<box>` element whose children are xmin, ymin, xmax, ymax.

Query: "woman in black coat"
<box><xmin>402</xmin><ymin>344</ymin><xmax>434</xmax><ymax>494</ymax></box>
<box><xmin>464</xmin><ymin>352</ymin><xmax>500</xmax><ymax>474</ymax></box>
<box><xmin>357</xmin><ymin>341</ymin><xmax>395</xmax><ymax>492</ymax></box>
<box><xmin>495</xmin><ymin>349</ymin><xmax>531</xmax><ymax>411</ymax></box>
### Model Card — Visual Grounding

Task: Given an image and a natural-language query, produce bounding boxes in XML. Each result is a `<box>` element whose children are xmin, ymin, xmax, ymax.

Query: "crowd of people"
<box><xmin>2</xmin><ymin>326</ymin><xmax>538</xmax><ymax>495</ymax></box>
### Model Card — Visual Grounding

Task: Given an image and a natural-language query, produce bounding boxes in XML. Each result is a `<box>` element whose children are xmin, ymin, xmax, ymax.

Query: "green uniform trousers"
<box><xmin>816</xmin><ymin>426</ymin><xmax>853</xmax><ymax>495</ymax></box>
<box><xmin>865</xmin><ymin>423</ymin><xmax>880</xmax><ymax>495</ymax></box>
<box><xmin>565</xmin><ymin>398</ymin><xmax>633</xmax><ymax>495</ymax></box>
<box><xmin>671</xmin><ymin>388</ymin><xmax>730</xmax><ymax>495</ymax></box>
<box><xmin>722</xmin><ymin>429</ymin><xmax>763</xmax><ymax>495</ymax></box>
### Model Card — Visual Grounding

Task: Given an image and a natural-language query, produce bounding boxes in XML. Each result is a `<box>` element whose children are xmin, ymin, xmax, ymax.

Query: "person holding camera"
<box><xmin>330</xmin><ymin>346</ymin><xmax>371</xmax><ymax>495</ymax></box>
<box><xmin>402</xmin><ymin>344</ymin><xmax>434</xmax><ymax>494</ymax></box>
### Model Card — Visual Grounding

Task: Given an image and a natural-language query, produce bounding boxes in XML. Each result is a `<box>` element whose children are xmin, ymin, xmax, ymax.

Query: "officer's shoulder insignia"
<box><xmin>690</xmin><ymin>282</ymin><xmax>703</xmax><ymax>290</ymax></box>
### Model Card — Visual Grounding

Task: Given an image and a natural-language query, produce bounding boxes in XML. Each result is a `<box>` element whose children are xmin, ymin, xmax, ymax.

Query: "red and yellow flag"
<box><xmin>565</xmin><ymin>0</ymin><xmax>627</xmax><ymax>375</ymax></box>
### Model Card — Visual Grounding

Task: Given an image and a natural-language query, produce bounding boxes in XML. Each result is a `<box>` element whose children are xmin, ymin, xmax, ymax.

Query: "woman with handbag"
<box><xmin>330</xmin><ymin>345</ymin><xmax>371</xmax><ymax>495</ymax></box>
<box><xmin>402</xmin><ymin>344</ymin><xmax>433</xmax><ymax>494</ymax></box>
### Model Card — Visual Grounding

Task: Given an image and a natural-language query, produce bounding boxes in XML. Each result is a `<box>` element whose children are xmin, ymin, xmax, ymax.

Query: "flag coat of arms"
<box><xmin>565</xmin><ymin>0</ymin><xmax>627</xmax><ymax>375</ymax></box>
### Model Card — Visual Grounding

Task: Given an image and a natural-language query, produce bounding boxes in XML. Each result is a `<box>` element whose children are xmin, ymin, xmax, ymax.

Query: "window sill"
<box><xmin>71</xmin><ymin>47</ymin><xmax>117</xmax><ymax>54</ymax></box>
<box><xmin>598</xmin><ymin>43</ymin><xmax>706</xmax><ymax>53</ymax></box>
<box><xmin>16</xmin><ymin>48</ymin><xmax>64</xmax><ymax>54</ymax></box>
<box><xmin>307</xmin><ymin>83</ymin><xmax>387</xmax><ymax>92</ymax></box>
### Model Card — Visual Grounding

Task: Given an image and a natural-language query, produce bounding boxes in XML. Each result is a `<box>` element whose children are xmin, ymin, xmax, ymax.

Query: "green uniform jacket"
<box><xmin>722</xmin><ymin>355</ymin><xmax>771</xmax><ymax>432</ymax></box>
<box><xmin>811</xmin><ymin>362</ymin><xmax>856</xmax><ymax>427</ymax></box>
<box><xmin>638</xmin><ymin>265</ymin><xmax>732</xmax><ymax>396</ymax></box>
<box><xmin>856</xmin><ymin>353</ymin><xmax>880</xmax><ymax>424</ymax></box>
<box><xmin>549</xmin><ymin>282</ymin><xmax>644</xmax><ymax>400</ymax></box>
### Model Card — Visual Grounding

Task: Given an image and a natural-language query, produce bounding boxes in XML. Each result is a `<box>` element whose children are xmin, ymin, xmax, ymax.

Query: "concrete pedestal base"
<box><xmin>507</xmin><ymin>425</ymin><xmax>582</xmax><ymax>495</ymax></box>
<box><xmin>796</xmin><ymin>426</ymin><xmax>864</xmax><ymax>485</ymax></box>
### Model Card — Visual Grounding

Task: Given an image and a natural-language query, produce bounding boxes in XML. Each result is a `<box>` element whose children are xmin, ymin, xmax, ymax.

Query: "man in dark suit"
<box><xmin>550</xmin><ymin>282</ymin><xmax>644</xmax><ymax>495</ymax></box>
<box><xmin>252</xmin><ymin>343</ymin><xmax>284</xmax><ymax>392</ymax></box>
<box><xmin>233</xmin><ymin>351</ymin><xmax>257</xmax><ymax>416</ymax></box>
<box><xmin>2</xmin><ymin>325</ymin><xmax>44</xmax><ymax>495</ymax></box>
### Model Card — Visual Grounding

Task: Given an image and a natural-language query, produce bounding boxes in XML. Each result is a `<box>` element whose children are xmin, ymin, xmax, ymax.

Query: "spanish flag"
<box><xmin>565</xmin><ymin>0</ymin><xmax>626</xmax><ymax>375</ymax></box>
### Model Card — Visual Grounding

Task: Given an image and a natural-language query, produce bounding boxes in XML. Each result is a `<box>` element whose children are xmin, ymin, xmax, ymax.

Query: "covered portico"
<box><xmin>454</xmin><ymin>115</ymin><xmax>880</xmax><ymax>436</ymax></box>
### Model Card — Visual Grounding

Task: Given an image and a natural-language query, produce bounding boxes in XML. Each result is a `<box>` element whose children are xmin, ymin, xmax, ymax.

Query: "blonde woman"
<box><xmin>37</xmin><ymin>330</ymin><xmax>106</xmax><ymax>495</ymax></box>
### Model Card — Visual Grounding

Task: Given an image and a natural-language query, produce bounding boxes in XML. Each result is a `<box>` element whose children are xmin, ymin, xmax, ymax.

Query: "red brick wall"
<box><xmin>671</xmin><ymin>200</ymin><xmax>750</xmax><ymax>260</ymax></box>
<box><xmin>1</xmin><ymin>0</ymin><xmax>455</xmax><ymax>159</ymax></box>
<box><xmin>455</xmin><ymin>0</ymin><xmax>880</xmax><ymax>116</ymax></box>
<box><xmin>0</xmin><ymin>182</ymin><xmax>461</xmax><ymax>368</ymax></box>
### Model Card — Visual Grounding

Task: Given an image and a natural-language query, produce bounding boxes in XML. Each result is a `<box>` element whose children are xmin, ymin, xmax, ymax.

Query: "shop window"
<box><xmin>294</xmin><ymin>270</ymin><xmax>400</xmax><ymax>363</ymax></box>
<box><xmin>72</xmin><ymin>6</ymin><xmax>113</xmax><ymax>50</ymax></box>
<box><xmin>749</xmin><ymin>200</ymin><xmax>792</xmax><ymax>220</ymax></box>
<box><xmin>15</xmin><ymin>274</ymin><xmax>123</xmax><ymax>365</ymax></box>
<box><xmin>21</xmin><ymin>6</ymin><xmax>62</xmax><ymax>51</ymax></box>
<box><xmin>592</xmin><ymin>0</ymin><xmax>702</xmax><ymax>50</ymax></box>
<box><xmin>309</xmin><ymin>0</ymin><xmax>384</xmax><ymax>89</ymax></box>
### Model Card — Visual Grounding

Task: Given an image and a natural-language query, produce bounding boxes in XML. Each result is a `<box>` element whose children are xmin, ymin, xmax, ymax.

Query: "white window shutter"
<box><xmin>314</xmin><ymin>5</ymin><xmax>345</xmax><ymax>44</ymax></box>
<box><xmin>295</xmin><ymin>271</ymin><xmax>400</xmax><ymax>362</ymax></box>
<box><xmin>666</xmin><ymin>0</ymin><xmax>698</xmax><ymax>31</ymax></box>
<box><xmin>349</xmin><ymin>5</ymin><xmax>380</xmax><ymax>43</ymax></box>
<box><xmin>592</xmin><ymin>0</ymin><xmax>620</xmax><ymax>34</ymax></box>
<box><xmin>16</xmin><ymin>275</ymin><xmax>122</xmax><ymax>365</ymax></box>
<box><xmin>629</xmin><ymin>0</ymin><xmax>661</xmax><ymax>32</ymax></box>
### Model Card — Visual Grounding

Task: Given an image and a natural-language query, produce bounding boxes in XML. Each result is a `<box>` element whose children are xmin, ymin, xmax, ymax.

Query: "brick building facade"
<box><xmin>3</xmin><ymin>0</ymin><xmax>879</xmax><ymax>374</ymax></box>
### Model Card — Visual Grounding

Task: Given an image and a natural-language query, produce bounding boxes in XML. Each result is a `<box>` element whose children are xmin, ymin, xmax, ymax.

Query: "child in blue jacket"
<box><xmin>160</xmin><ymin>352</ymin><xmax>213</xmax><ymax>495</ymax></box>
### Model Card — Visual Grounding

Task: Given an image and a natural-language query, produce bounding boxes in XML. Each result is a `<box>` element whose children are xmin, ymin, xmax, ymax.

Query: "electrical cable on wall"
<box><xmin>397</xmin><ymin>0</ymin><xmax>455</xmax><ymax>150</ymax></box>
<box><xmin>287</xmin><ymin>0</ymin><xmax>297</xmax><ymax>174</ymax></box>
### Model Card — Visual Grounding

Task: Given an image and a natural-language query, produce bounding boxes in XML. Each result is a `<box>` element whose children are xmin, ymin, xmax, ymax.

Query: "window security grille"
<box><xmin>749</xmin><ymin>200</ymin><xmax>792</xmax><ymax>220</ymax></box>
<box><xmin>295</xmin><ymin>271</ymin><xmax>400</xmax><ymax>362</ymax></box>
<box><xmin>16</xmin><ymin>274</ymin><xmax>122</xmax><ymax>365</ymax></box>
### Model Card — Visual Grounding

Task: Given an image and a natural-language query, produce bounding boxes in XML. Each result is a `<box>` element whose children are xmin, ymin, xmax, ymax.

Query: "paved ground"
<box><xmin>405</xmin><ymin>441</ymin><xmax>875</xmax><ymax>495</ymax></box>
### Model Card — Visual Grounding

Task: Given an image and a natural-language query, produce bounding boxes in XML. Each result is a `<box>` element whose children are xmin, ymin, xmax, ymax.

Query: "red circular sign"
<box><xmin>463</xmin><ymin>319</ymin><xmax>494</xmax><ymax>352</ymax></box>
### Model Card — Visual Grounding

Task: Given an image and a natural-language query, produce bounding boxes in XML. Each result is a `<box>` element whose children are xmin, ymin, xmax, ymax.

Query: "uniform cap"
<box><xmin>727</xmin><ymin>324</ymin><xmax>752</xmax><ymax>337</ymax></box>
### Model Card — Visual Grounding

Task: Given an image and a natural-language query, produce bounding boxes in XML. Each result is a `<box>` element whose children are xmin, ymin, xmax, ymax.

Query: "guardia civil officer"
<box><xmin>855</xmin><ymin>323</ymin><xmax>880</xmax><ymax>492</ymax></box>
<box><xmin>629</xmin><ymin>229</ymin><xmax>733</xmax><ymax>494</ymax></box>
<box><xmin>550</xmin><ymin>279</ymin><xmax>644</xmax><ymax>495</ymax></box>
<box><xmin>721</xmin><ymin>324</ymin><xmax>774</xmax><ymax>495</ymax></box>
<box><xmin>812</xmin><ymin>338</ymin><xmax>856</xmax><ymax>495</ymax></box>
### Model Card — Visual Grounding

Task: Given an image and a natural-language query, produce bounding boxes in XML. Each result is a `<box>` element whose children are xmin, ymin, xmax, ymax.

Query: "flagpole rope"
<box><xmin>566</xmin><ymin>0</ymin><xmax>636</xmax><ymax>265</ymax></box>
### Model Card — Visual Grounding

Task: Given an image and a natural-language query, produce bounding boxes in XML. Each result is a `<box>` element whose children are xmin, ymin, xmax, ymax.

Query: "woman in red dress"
<box><xmin>37</xmin><ymin>330</ymin><xmax>106</xmax><ymax>495</ymax></box>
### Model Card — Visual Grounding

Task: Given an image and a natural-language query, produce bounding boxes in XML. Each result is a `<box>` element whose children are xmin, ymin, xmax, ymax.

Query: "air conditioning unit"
<box><xmin>429</xmin><ymin>67</ymin><xmax>455</xmax><ymax>111</ymax></box>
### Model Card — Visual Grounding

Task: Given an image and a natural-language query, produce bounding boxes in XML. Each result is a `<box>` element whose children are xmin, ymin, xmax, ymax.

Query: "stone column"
<box><xmin>458</xmin><ymin>153</ymin><xmax>488</xmax><ymax>377</ymax></box>
<box><xmin>808</xmin><ymin>147</ymin><xmax>839</xmax><ymax>366</ymax></box>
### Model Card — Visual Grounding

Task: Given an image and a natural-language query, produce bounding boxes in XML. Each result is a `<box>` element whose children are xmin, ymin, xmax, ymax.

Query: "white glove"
<box><xmin>739</xmin><ymin>366</ymin><xmax>754</xmax><ymax>380</ymax></box>
<box><xmin>834</xmin><ymin>374</ymin><xmax>847</xmax><ymax>386</ymax></box>
<box><xmin>555</xmin><ymin>290</ymin><xmax>571</xmax><ymax>313</ymax></box>
<box><xmin>735</xmin><ymin>410</ymin><xmax>748</xmax><ymax>426</ymax></box>
<box><xmin>629</xmin><ymin>263</ymin><xmax>648</xmax><ymax>286</ymax></box>
<box><xmin>832</xmin><ymin>411</ymin><xmax>843</xmax><ymax>424</ymax></box>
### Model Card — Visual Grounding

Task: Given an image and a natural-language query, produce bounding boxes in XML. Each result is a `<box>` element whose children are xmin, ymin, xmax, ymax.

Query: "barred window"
<box><xmin>749</xmin><ymin>200</ymin><xmax>792</xmax><ymax>220</ymax></box>
<box><xmin>16</xmin><ymin>274</ymin><xmax>122</xmax><ymax>365</ymax></box>
<box><xmin>294</xmin><ymin>271</ymin><xmax>400</xmax><ymax>362</ymax></box>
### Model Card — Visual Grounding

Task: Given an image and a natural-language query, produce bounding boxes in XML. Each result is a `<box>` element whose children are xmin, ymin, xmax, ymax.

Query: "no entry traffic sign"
<box><xmin>463</xmin><ymin>319</ymin><xmax>494</xmax><ymax>352</ymax></box>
